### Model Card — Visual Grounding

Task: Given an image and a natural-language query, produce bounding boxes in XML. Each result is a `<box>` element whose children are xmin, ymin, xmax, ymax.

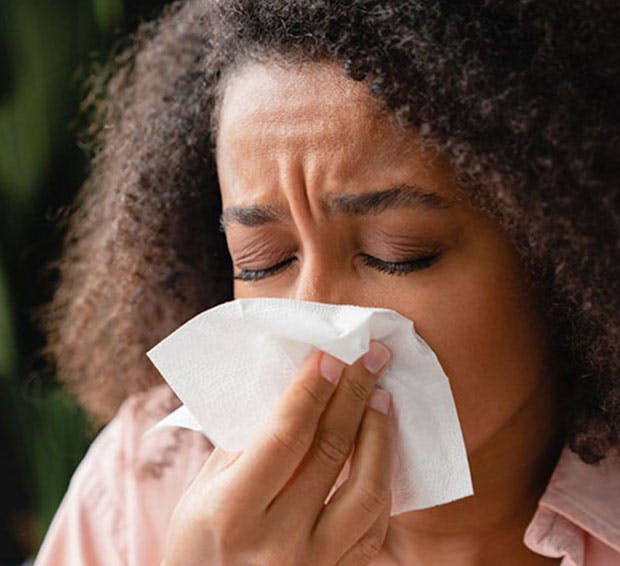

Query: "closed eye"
<box><xmin>233</xmin><ymin>252</ymin><xmax>441</xmax><ymax>281</ymax></box>
<box><xmin>233</xmin><ymin>257</ymin><xmax>295</xmax><ymax>281</ymax></box>
<box><xmin>360</xmin><ymin>253</ymin><xmax>440</xmax><ymax>275</ymax></box>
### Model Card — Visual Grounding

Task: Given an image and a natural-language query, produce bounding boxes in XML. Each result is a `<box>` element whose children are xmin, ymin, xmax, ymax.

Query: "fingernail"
<box><xmin>361</xmin><ymin>341</ymin><xmax>391</xmax><ymax>374</ymax></box>
<box><xmin>368</xmin><ymin>388</ymin><xmax>391</xmax><ymax>415</ymax></box>
<box><xmin>319</xmin><ymin>352</ymin><xmax>346</xmax><ymax>384</ymax></box>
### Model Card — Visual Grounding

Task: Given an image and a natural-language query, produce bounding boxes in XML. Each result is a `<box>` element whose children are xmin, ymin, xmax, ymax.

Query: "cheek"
<box><xmin>397</xmin><ymin>235</ymin><xmax>550</xmax><ymax>454</ymax></box>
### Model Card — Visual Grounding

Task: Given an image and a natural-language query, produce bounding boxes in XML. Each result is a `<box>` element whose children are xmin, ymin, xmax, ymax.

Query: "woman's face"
<box><xmin>216</xmin><ymin>62</ymin><xmax>555</xmax><ymax>456</ymax></box>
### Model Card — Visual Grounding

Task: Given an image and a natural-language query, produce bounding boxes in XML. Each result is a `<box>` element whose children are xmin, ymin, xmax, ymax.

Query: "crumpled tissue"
<box><xmin>146</xmin><ymin>297</ymin><xmax>473</xmax><ymax>515</ymax></box>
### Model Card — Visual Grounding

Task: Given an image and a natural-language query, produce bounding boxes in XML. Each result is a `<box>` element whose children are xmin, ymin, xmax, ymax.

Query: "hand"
<box><xmin>163</xmin><ymin>340</ymin><xmax>394</xmax><ymax>566</ymax></box>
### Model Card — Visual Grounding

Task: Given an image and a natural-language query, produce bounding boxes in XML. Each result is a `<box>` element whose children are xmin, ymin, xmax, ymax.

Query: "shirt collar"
<box><xmin>524</xmin><ymin>444</ymin><xmax>620</xmax><ymax>562</ymax></box>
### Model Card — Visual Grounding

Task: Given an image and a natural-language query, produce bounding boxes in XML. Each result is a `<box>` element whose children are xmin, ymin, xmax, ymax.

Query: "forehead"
<box><xmin>215</xmin><ymin>61</ymin><xmax>463</xmax><ymax>206</ymax></box>
<box><xmin>217</xmin><ymin>61</ymin><xmax>391</xmax><ymax>139</ymax></box>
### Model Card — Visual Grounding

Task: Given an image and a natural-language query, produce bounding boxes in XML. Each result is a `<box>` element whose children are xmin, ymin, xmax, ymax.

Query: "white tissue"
<box><xmin>146</xmin><ymin>298</ymin><xmax>473</xmax><ymax>515</ymax></box>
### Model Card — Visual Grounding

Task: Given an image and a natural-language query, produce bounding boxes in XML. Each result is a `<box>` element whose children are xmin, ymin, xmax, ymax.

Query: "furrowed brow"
<box><xmin>323</xmin><ymin>185</ymin><xmax>452</xmax><ymax>215</ymax></box>
<box><xmin>219</xmin><ymin>184</ymin><xmax>452</xmax><ymax>229</ymax></box>
<box><xmin>219</xmin><ymin>204</ymin><xmax>289</xmax><ymax>230</ymax></box>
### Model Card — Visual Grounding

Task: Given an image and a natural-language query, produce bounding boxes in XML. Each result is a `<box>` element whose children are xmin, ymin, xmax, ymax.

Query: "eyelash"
<box><xmin>233</xmin><ymin>252</ymin><xmax>441</xmax><ymax>281</ymax></box>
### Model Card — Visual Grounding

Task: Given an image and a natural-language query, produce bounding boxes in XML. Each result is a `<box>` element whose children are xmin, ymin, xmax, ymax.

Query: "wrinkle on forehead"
<box><xmin>216</xmin><ymin>60</ymin><xmax>412</xmax><ymax>155</ymax></box>
<box><xmin>215</xmin><ymin>60</ymin><xmax>468</xmax><ymax>213</ymax></box>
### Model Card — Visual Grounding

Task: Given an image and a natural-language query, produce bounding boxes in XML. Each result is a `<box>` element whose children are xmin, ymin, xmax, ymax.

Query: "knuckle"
<box><xmin>295</xmin><ymin>377</ymin><xmax>329</xmax><ymax>408</ymax></box>
<box><xmin>343</xmin><ymin>374</ymin><xmax>372</xmax><ymax>404</ymax></box>
<box><xmin>356</xmin><ymin>533</ymin><xmax>385</xmax><ymax>559</ymax></box>
<box><xmin>269</xmin><ymin>422</ymin><xmax>312</xmax><ymax>457</ymax></box>
<box><xmin>313</xmin><ymin>429</ymin><xmax>351</xmax><ymax>467</ymax></box>
<box><xmin>357</xmin><ymin>483</ymin><xmax>390</xmax><ymax>516</ymax></box>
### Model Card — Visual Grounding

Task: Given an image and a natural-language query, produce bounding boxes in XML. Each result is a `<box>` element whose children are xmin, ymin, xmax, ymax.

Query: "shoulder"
<box><xmin>112</xmin><ymin>383</ymin><xmax>214</xmax><ymax>481</ymax></box>
<box><xmin>35</xmin><ymin>385</ymin><xmax>213</xmax><ymax>566</ymax></box>
<box><xmin>524</xmin><ymin>445</ymin><xmax>620</xmax><ymax>565</ymax></box>
<box><xmin>73</xmin><ymin>383</ymin><xmax>213</xmax><ymax>491</ymax></box>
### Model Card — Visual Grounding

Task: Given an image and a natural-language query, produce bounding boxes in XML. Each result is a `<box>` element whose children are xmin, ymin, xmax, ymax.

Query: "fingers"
<box><xmin>311</xmin><ymin>393</ymin><xmax>393</xmax><ymax>559</ymax></box>
<box><xmin>335</xmin><ymin>501</ymin><xmax>391</xmax><ymax>566</ymax></box>
<box><xmin>164</xmin><ymin>342</ymin><xmax>395</xmax><ymax>566</ymax></box>
<box><xmin>228</xmin><ymin>349</ymin><xmax>342</xmax><ymax>509</ymax></box>
<box><xmin>273</xmin><ymin>341</ymin><xmax>391</xmax><ymax>520</ymax></box>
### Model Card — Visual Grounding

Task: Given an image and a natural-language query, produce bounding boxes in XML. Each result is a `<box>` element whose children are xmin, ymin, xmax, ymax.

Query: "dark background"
<box><xmin>0</xmin><ymin>1</ymin><xmax>169</xmax><ymax>561</ymax></box>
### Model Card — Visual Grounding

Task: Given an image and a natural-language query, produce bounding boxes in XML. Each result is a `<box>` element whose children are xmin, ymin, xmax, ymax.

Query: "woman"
<box><xmin>35</xmin><ymin>1</ymin><xmax>619</xmax><ymax>564</ymax></box>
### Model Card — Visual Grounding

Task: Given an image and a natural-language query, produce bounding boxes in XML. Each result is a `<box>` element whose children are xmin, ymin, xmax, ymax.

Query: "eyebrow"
<box><xmin>219</xmin><ymin>184</ymin><xmax>453</xmax><ymax>230</ymax></box>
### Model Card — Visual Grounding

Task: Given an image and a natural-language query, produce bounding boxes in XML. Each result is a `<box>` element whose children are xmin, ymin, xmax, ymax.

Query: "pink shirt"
<box><xmin>35</xmin><ymin>385</ymin><xmax>620</xmax><ymax>565</ymax></box>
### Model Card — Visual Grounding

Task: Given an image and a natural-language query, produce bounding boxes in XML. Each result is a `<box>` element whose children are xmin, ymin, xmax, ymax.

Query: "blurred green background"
<box><xmin>0</xmin><ymin>0</ymin><xmax>168</xmax><ymax>561</ymax></box>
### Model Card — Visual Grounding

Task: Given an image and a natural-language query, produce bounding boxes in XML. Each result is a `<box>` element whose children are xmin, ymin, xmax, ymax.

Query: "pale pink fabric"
<box><xmin>523</xmin><ymin>445</ymin><xmax>620</xmax><ymax>565</ymax></box>
<box><xmin>35</xmin><ymin>385</ymin><xmax>620</xmax><ymax>565</ymax></box>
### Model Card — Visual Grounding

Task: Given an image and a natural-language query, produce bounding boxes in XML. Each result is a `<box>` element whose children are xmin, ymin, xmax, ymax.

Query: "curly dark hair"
<box><xmin>37</xmin><ymin>0</ymin><xmax>619</xmax><ymax>464</ymax></box>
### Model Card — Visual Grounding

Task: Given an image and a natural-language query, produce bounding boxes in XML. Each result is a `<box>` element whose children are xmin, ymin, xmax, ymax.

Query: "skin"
<box><xmin>163</xmin><ymin>61</ymin><xmax>566</xmax><ymax>565</ymax></box>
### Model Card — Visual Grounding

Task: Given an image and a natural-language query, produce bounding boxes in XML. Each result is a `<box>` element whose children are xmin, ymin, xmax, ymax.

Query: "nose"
<box><xmin>293</xmin><ymin>271</ymin><xmax>335</xmax><ymax>303</ymax></box>
<box><xmin>290</xmin><ymin>253</ymin><xmax>364</xmax><ymax>306</ymax></box>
